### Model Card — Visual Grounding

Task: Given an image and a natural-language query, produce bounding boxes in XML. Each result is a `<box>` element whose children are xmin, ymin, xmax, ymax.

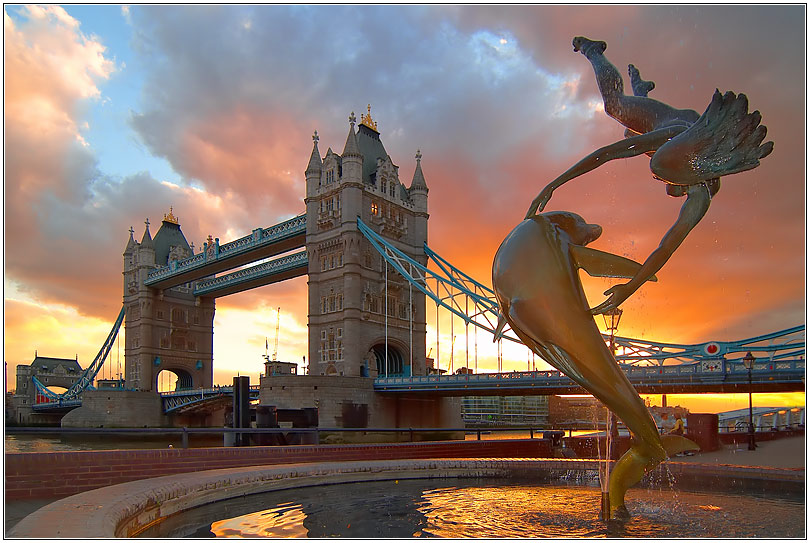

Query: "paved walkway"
<box><xmin>675</xmin><ymin>436</ymin><xmax>805</xmax><ymax>468</ymax></box>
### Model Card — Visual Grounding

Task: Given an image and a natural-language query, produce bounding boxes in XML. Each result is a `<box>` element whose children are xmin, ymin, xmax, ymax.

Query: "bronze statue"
<box><xmin>492</xmin><ymin>211</ymin><xmax>698</xmax><ymax>518</ymax></box>
<box><xmin>494</xmin><ymin>37</ymin><xmax>773</xmax><ymax>517</ymax></box>
<box><xmin>526</xmin><ymin>37</ymin><xmax>773</xmax><ymax>315</ymax></box>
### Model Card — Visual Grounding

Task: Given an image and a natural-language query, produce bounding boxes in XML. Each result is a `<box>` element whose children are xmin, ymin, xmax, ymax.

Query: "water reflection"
<box><xmin>147</xmin><ymin>479</ymin><xmax>804</xmax><ymax>538</ymax></box>
<box><xmin>210</xmin><ymin>502</ymin><xmax>308</xmax><ymax>538</ymax></box>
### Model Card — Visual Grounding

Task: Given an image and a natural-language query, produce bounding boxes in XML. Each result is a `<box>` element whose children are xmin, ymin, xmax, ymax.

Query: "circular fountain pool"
<box><xmin>139</xmin><ymin>478</ymin><xmax>805</xmax><ymax>539</ymax></box>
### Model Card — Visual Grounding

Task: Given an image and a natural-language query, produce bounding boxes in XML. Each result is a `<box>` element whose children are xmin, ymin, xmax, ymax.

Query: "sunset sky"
<box><xmin>4</xmin><ymin>5</ymin><xmax>805</xmax><ymax>412</ymax></box>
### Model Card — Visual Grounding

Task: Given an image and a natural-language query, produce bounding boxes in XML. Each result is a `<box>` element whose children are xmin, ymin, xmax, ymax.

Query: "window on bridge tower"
<box><xmin>381</xmin><ymin>179</ymin><xmax>387</xmax><ymax>193</ymax></box>
<box><xmin>371</xmin><ymin>202</ymin><xmax>379</xmax><ymax>216</ymax></box>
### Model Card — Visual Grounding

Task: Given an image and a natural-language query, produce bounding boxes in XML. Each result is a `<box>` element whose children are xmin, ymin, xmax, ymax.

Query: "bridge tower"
<box><xmin>122</xmin><ymin>210</ymin><xmax>215</xmax><ymax>391</ymax></box>
<box><xmin>305</xmin><ymin>107</ymin><xmax>429</xmax><ymax>377</ymax></box>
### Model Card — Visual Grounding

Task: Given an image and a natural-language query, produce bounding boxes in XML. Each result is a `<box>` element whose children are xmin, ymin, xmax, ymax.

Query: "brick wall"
<box><xmin>5</xmin><ymin>439</ymin><xmax>551</xmax><ymax>501</ymax></box>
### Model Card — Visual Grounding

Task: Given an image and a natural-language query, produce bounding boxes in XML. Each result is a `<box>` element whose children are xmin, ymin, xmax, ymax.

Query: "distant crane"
<box><xmin>272</xmin><ymin>307</ymin><xmax>280</xmax><ymax>361</ymax></box>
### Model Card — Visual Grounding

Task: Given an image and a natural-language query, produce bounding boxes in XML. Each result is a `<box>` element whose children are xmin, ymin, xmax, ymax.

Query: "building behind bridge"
<box><xmin>11</xmin><ymin>355</ymin><xmax>83</xmax><ymax>425</ymax></box>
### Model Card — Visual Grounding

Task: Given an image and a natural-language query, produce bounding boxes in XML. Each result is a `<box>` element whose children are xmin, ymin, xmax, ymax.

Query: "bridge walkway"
<box><xmin>144</xmin><ymin>214</ymin><xmax>306</xmax><ymax>291</ymax></box>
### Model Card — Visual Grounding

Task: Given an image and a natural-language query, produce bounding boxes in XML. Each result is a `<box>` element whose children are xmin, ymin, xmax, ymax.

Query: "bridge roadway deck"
<box><xmin>374</xmin><ymin>359</ymin><xmax>805</xmax><ymax>396</ymax></box>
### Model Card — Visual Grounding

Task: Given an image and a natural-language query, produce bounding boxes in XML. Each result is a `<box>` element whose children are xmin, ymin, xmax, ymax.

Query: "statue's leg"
<box><xmin>572</xmin><ymin>36</ymin><xmax>624</xmax><ymax>116</ymax></box>
<box><xmin>628</xmin><ymin>64</ymin><xmax>655</xmax><ymax>97</ymax></box>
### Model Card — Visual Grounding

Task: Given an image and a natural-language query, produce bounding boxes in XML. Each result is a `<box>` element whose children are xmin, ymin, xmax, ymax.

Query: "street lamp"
<box><xmin>602</xmin><ymin>307</ymin><xmax>623</xmax><ymax>355</ymax></box>
<box><xmin>741</xmin><ymin>351</ymin><xmax>757</xmax><ymax>450</ymax></box>
<box><xmin>601</xmin><ymin>307</ymin><xmax>623</xmax><ymax>477</ymax></box>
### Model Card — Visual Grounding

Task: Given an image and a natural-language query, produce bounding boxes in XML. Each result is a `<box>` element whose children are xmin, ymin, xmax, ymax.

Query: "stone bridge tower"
<box><xmin>305</xmin><ymin>107</ymin><xmax>429</xmax><ymax>377</ymax></box>
<box><xmin>122</xmin><ymin>210</ymin><xmax>215</xmax><ymax>391</ymax></box>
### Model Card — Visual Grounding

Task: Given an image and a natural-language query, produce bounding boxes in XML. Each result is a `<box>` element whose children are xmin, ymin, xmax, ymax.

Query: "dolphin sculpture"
<box><xmin>491</xmin><ymin>211</ymin><xmax>698</xmax><ymax>518</ymax></box>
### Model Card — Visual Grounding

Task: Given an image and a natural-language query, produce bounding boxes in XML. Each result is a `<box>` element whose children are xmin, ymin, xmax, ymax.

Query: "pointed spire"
<box><xmin>124</xmin><ymin>225</ymin><xmax>137</xmax><ymax>254</ymax></box>
<box><xmin>409</xmin><ymin>149</ymin><xmax>428</xmax><ymax>192</ymax></box>
<box><xmin>342</xmin><ymin>111</ymin><xmax>361</xmax><ymax>157</ymax></box>
<box><xmin>306</xmin><ymin>130</ymin><xmax>323</xmax><ymax>175</ymax></box>
<box><xmin>140</xmin><ymin>218</ymin><xmax>153</xmax><ymax>248</ymax></box>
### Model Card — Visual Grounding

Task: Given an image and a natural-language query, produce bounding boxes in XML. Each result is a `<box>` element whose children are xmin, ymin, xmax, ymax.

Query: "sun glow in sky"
<box><xmin>3</xmin><ymin>5</ymin><xmax>805</xmax><ymax>414</ymax></box>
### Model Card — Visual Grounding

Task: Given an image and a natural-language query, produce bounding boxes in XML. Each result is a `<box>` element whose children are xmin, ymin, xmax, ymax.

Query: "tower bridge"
<box><xmin>23</xmin><ymin>107</ymin><xmax>806</xmax><ymax>429</ymax></box>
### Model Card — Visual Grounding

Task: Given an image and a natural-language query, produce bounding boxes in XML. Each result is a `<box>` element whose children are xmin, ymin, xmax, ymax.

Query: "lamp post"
<box><xmin>741</xmin><ymin>351</ymin><xmax>757</xmax><ymax>450</ymax></box>
<box><xmin>599</xmin><ymin>307</ymin><xmax>622</xmax><ymax>520</ymax></box>
<box><xmin>602</xmin><ymin>309</ymin><xmax>623</xmax><ymax>454</ymax></box>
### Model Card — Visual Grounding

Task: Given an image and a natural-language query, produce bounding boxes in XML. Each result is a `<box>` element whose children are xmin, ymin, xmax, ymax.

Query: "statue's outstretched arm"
<box><xmin>525</xmin><ymin>125</ymin><xmax>687</xmax><ymax>219</ymax></box>
<box><xmin>590</xmin><ymin>183</ymin><xmax>711</xmax><ymax>314</ymax></box>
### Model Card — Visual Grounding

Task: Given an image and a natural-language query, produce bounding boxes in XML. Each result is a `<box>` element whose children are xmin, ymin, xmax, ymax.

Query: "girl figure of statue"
<box><xmin>526</xmin><ymin>37</ymin><xmax>773</xmax><ymax>314</ymax></box>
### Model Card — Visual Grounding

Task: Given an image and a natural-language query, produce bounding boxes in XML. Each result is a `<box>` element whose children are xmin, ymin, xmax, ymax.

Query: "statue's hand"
<box><xmin>590</xmin><ymin>283</ymin><xmax>635</xmax><ymax>315</ymax></box>
<box><xmin>525</xmin><ymin>187</ymin><xmax>554</xmax><ymax>219</ymax></box>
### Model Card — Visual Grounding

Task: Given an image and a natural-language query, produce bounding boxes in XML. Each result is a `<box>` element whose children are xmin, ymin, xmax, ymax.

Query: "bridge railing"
<box><xmin>375</xmin><ymin>358</ymin><xmax>806</xmax><ymax>390</ymax></box>
<box><xmin>159</xmin><ymin>385</ymin><xmax>261</xmax><ymax>413</ymax></box>
<box><xmin>145</xmin><ymin>213</ymin><xmax>306</xmax><ymax>285</ymax></box>
<box><xmin>192</xmin><ymin>250</ymin><xmax>307</xmax><ymax>296</ymax></box>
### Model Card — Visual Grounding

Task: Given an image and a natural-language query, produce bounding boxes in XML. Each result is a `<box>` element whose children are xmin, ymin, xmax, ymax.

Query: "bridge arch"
<box><xmin>155</xmin><ymin>368</ymin><xmax>194</xmax><ymax>392</ymax></box>
<box><xmin>368</xmin><ymin>338</ymin><xmax>409</xmax><ymax>377</ymax></box>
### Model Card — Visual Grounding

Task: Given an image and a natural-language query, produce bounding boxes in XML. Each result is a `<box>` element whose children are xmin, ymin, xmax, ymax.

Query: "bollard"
<box><xmin>181</xmin><ymin>427</ymin><xmax>189</xmax><ymax>449</ymax></box>
<box><xmin>477</xmin><ymin>430</ymin><xmax>481</xmax><ymax>441</ymax></box>
<box><xmin>409</xmin><ymin>428</ymin><xmax>414</xmax><ymax>442</ymax></box>
<box><xmin>530</xmin><ymin>428</ymin><xmax>534</xmax><ymax>439</ymax></box>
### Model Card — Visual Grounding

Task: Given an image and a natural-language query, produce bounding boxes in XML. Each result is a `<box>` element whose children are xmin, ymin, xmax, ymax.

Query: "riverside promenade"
<box><xmin>5</xmin><ymin>434</ymin><xmax>805</xmax><ymax>535</ymax></box>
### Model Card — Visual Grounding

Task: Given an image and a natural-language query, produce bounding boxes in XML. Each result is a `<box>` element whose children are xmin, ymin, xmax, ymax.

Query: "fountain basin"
<box><xmin>8</xmin><ymin>458</ymin><xmax>803</xmax><ymax>538</ymax></box>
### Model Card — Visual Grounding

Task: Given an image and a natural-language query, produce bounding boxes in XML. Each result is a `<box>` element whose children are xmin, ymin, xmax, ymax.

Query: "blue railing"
<box><xmin>160</xmin><ymin>385</ymin><xmax>260</xmax><ymax>413</ymax></box>
<box><xmin>192</xmin><ymin>250</ymin><xmax>307</xmax><ymax>297</ymax></box>
<box><xmin>374</xmin><ymin>358</ymin><xmax>806</xmax><ymax>394</ymax></box>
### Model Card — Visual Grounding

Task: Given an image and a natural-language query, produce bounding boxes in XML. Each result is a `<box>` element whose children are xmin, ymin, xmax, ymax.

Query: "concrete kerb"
<box><xmin>8</xmin><ymin>458</ymin><xmax>804</xmax><ymax>538</ymax></box>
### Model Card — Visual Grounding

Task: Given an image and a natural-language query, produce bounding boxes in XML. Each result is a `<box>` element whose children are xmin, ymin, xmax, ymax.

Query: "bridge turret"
<box><xmin>409</xmin><ymin>149</ymin><xmax>429</xmax><ymax>246</ymax></box>
<box><xmin>340</xmin><ymin>112</ymin><xmax>363</xmax><ymax>183</ymax></box>
<box><xmin>123</xmin><ymin>226</ymin><xmax>136</xmax><ymax>256</ymax></box>
<box><xmin>138</xmin><ymin>218</ymin><xmax>156</xmax><ymax>267</ymax></box>
<box><xmin>305</xmin><ymin>130</ymin><xmax>322</xmax><ymax>200</ymax></box>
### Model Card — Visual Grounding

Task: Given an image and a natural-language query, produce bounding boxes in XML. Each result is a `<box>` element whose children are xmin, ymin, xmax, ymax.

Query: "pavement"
<box><xmin>4</xmin><ymin>435</ymin><xmax>805</xmax><ymax>535</ymax></box>
<box><xmin>674</xmin><ymin>435</ymin><xmax>805</xmax><ymax>469</ymax></box>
